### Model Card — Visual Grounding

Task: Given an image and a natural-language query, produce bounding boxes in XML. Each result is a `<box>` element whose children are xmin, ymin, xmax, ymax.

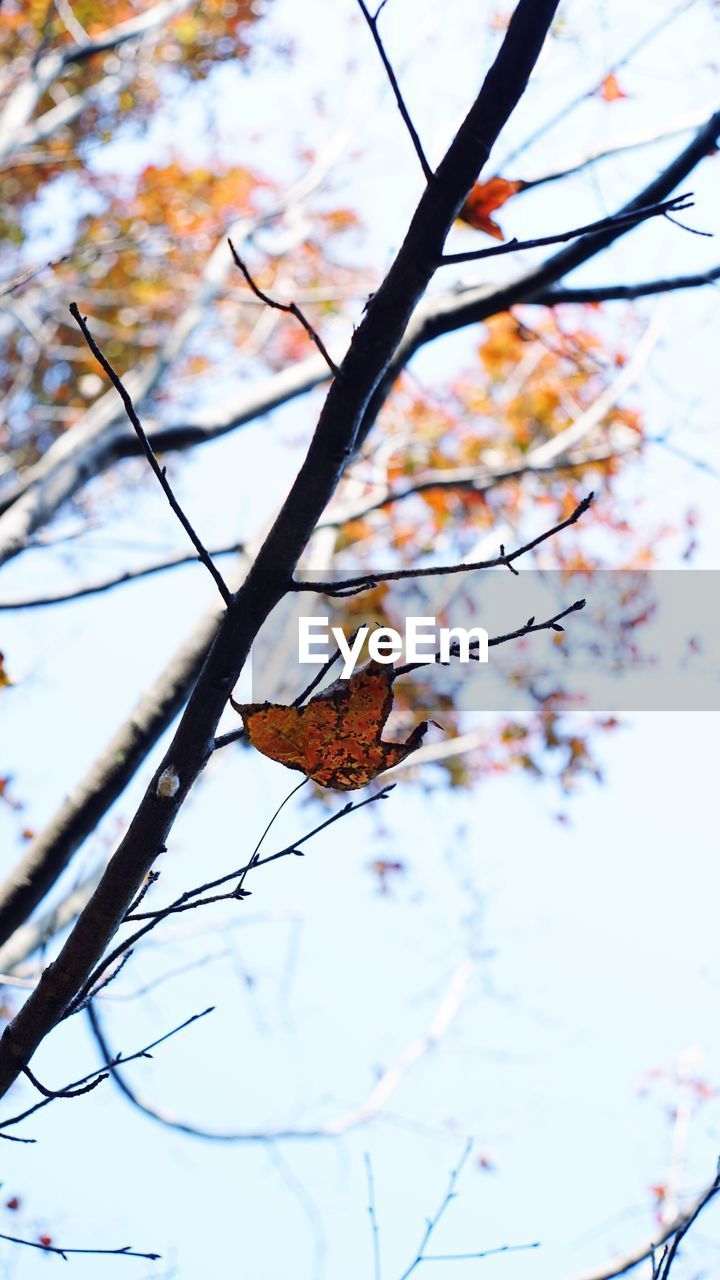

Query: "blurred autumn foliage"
<box><xmin>0</xmin><ymin>0</ymin><xmax>364</xmax><ymax>477</ymax></box>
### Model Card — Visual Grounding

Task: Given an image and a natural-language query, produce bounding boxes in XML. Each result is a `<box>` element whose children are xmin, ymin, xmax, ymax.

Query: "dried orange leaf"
<box><xmin>234</xmin><ymin>661</ymin><xmax>431</xmax><ymax>790</ymax></box>
<box><xmin>458</xmin><ymin>177</ymin><xmax>525</xmax><ymax>239</ymax></box>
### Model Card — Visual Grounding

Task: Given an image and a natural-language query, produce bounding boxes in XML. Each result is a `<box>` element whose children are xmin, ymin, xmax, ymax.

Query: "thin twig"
<box><xmin>293</xmin><ymin>493</ymin><xmax>593</xmax><ymax>595</ymax></box>
<box><xmin>69</xmin><ymin>302</ymin><xmax>232</xmax><ymax>606</ymax></box>
<box><xmin>355</xmin><ymin>0</ymin><xmax>433</xmax><ymax>181</ymax></box>
<box><xmin>499</xmin><ymin>0</ymin><xmax>698</xmax><ymax>170</ymax></box>
<box><xmin>423</xmin><ymin>1241</ymin><xmax>540</xmax><ymax>1262</ymax></box>
<box><xmin>393</xmin><ymin>598</ymin><xmax>586</xmax><ymax>680</ymax></box>
<box><xmin>442</xmin><ymin>195</ymin><xmax>697</xmax><ymax>266</ymax></box>
<box><xmin>365</xmin><ymin>1153</ymin><xmax>383</xmax><ymax>1280</ymax></box>
<box><xmin>72</xmin><ymin>790</ymin><xmax>395</xmax><ymax>1008</ymax></box>
<box><xmin>21</xmin><ymin>1061</ymin><xmax>107</xmax><ymax>1099</ymax></box>
<box><xmin>399</xmin><ymin>1140</ymin><xmax>474</xmax><ymax>1279</ymax></box>
<box><xmin>567</xmin><ymin>1167</ymin><xmax>720</xmax><ymax>1280</ymax></box>
<box><xmin>126</xmin><ymin>788</ymin><xmax>395</xmax><ymax>923</ymax></box>
<box><xmin>291</xmin><ymin>625</ymin><xmax>367</xmax><ymax>707</ymax></box>
<box><xmin>0</xmin><ymin>1006</ymin><xmax>213</xmax><ymax>1133</ymax></box>
<box><xmin>82</xmin><ymin>960</ymin><xmax>470</xmax><ymax>1144</ymax></box>
<box><xmin>518</xmin><ymin>107</ymin><xmax>714</xmax><ymax>194</ymax></box>
<box><xmin>321</xmin><ymin>448</ymin><xmax>626</xmax><ymax>529</ymax></box>
<box><xmin>228</xmin><ymin>242</ymin><xmax>340</xmax><ymax>376</ymax></box>
<box><xmin>125</xmin><ymin>871</ymin><xmax>161</xmax><ymax>919</ymax></box>
<box><xmin>657</xmin><ymin>1172</ymin><xmax>720</xmax><ymax>1279</ymax></box>
<box><xmin>69</xmin><ymin>948</ymin><xmax>136</xmax><ymax>1017</ymax></box>
<box><xmin>235</xmin><ymin>776</ymin><xmax>309</xmax><ymax>896</ymax></box>
<box><xmin>0</xmin><ymin>1233</ymin><xmax>160</xmax><ymax>1262</ymax></box>
<box><xmin>0</xmin><ymin>542</ymin><xmax>245</xmax><ymax>610</ymax></box>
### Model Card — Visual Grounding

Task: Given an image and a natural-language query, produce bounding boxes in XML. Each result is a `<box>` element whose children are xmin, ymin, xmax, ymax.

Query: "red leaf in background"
<box><xmin>458</xmin><ymin>177</ymin><xmax>525</xmax><ymax>239</ymax></box>
<box><xmin>598</xmin><ymin>73</ymin><xmax>628</xmax><ymax>102</ymax></box>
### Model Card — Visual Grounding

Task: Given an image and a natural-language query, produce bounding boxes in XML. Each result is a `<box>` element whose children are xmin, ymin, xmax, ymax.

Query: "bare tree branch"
<box><xmin>21</xmin><ymin>1061</ymin><xmax>106</xmax><ymax>1099</ymax></box>
<box><xmin>499</xmin><ymin>0</ymin><xmax>698</xmax><ymax>170</ymax></box>
<box><xmin>322</xmin><ymin>444</ymin><xmax>633</xmax><ymax>527</ymax></box>
<box><xmin>0</xmin><ymin>871</ymin><xmax>101</xmax><ymax>975</ymax></box>
<box><xmin>535</xmin><ymin>264</ymin><xmax>720</xmax><ymax>304</ymax></box>
<box><xmin>351</xmin><ymin>108</ymin><xmax>720</xmax><ymax>453</ymax></box>
<box><xmin>0</xmin><ymin>541</ymin><xmax>246</xmax><ymax>610</ymax></box>
<box><xmin>0</xmin><ymin>1231</ymin><xmax>160</xmax><ymax>1263</ymax></box>
<box><xmin>81</xmin><ymin>959</ymin><xmax>473</xmax><ymax>1143</ymax></box>
<box><xmin>399</xmin><ymin>1139</ymin><xmax>474</xmax><ymax>1279</ymax></box>
<box><xmin>0</xmin><ymin>1006</ymin><xmax>214</xmax><ymax>1134</ymax></box>
<box><xmin>0</xmin><ymin>237</ymin><xmax>704</xmax><ymax>953</ymax></box>
<box><xmin>294</xmin><ymin>493</ymin><xmax>592</xmax><ymax>594</ymax></box>
<box><xmin>517</xmin><ymin>106</ymin><xmax>715</xmax><ymax>193</ymax></box>
<box><xmin>355</xmin><ymin>0</ymin><xmax>433</xmax><ymax>182</ymax></box>
<box><xmin>78</xmin><ymin>789</ymin><xmax>395</xmax><ymax>1000</ymax></box>
<box><xmin>365</xmin><ymin>1153</ymin><xmax>382</xmax><ymax>1280</ymax></box>
<box><xmin>440</xmin><ymin>194</ymin><xmax>697</xmax><ymax>266</ymax></box>
<box><xmin>568</xmin><ymin>1172</ymin><xmax>720</xmax><ymax>1280</ymax></box>
<box><xmin>69</xmin><ymin>303</ymin><xmax>232</xmax><ymax>606</ymax></box>
<box><xmin>228</xmin><ymin>242</ymin><xmax>341</xmax><ymax>376</ymax></box>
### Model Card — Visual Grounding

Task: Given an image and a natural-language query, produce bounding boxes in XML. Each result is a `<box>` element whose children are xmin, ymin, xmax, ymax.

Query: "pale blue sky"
<box><xmin>1</xmin><ymin>0</ymin><xmax>719</xmax><ymax>1276</ymax></box>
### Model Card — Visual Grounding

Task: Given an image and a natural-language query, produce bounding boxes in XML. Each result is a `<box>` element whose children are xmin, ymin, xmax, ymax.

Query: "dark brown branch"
<box><xmin>294</xmin><ymin>493</ymin><xmax>593</xmax><ymax>595</ymax></box>
<box><xmin>440</xmin><ymin>195</ymin><xmax>695</xmax><ymax>266</ymax></box>
<box><xmin>355</xmin><ymin>0</ymin><xmax>433</xmax><ymax>182</ymax></box>
<box><xmin>228</xmin><ymin>242</ymin><xmax>340</xmax><ymax>376</ymax></box>
<box><xmin>0</xmin><ymin>0</ymin><xmax>569</xmax><ymax>1098</ymax></box>
<box><xmin>536</xmin><ymin>264</ymin><xmax>720</xmax><ymax>304</ymax></box>
<box><xmin>69</xmin><ymin>302</ymin><xmax>232</xmax><ymax>606</ymax></box>
<box><xmin>0</xmin><ymin>541</ymin><xmax>245</xmax><ymax>611</ymax></box>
